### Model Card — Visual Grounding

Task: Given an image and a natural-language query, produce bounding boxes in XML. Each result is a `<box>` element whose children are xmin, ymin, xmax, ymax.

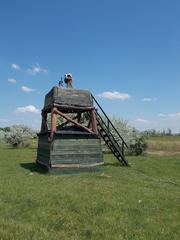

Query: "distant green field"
<box><xmin>147</xmin><ymin>136</ymin><xmax>180</xmax><ymax>154</ymax></box>
<box><xmin>0</xmin><ymin>144</ymin><xmax>179</xmax><ymax>240</ymax></box>
<box><xmin>148</xmin><ymin>136</ymin><xmax>180</xmax><ymax>141</ymax></box>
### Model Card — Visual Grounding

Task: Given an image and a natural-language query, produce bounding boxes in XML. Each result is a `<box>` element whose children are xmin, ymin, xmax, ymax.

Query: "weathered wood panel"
<box><xmin>36</xmin><ymin>134</ymin><xmax>50</xmax><ymax>167</ymax></box>
<box><xmin>37</xmin><ymin>132</ymin><xmax>104</xmax><ymax>168</ymax></box>
<box><xmin>50</xmin><ymin>133</ymin><xmax>103</xmax><ymax>166</ymax></box>
<box><xmin>44</xmin><ymin>87</ymin><xmax>93</xmax><ymax>109</ymax></box>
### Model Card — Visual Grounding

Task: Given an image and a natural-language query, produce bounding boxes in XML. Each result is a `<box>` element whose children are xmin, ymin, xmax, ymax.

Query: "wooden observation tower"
<box><xmin>37</xmin><ymin>74</ymin><xmax>128</xmax><ymax>169</ymax></box>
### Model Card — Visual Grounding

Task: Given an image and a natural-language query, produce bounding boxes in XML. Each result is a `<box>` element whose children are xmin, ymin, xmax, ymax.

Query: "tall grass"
<box><xmin>147</xmin><ymin>136</ymin><xmax>180</xmax><ymax>153</ymax></box>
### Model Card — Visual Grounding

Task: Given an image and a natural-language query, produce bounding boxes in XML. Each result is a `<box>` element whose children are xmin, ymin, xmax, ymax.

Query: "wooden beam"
<box><xmin>90</xmin><ymin>110</ymin><xmax>98</xmax><ymax>134</ymax></box>
<box><xmin>40</xmin><ymin>111</ymin><xmax>44</xmax><ymax>132</ymax></box>
<box><xmin>58</xmin><ymin>114</ymin><xmax>79</xmax><ymax>128</ymax></box>
<box><xmin>54</xmin><ymin>109</ymin><xmax>94</xmax><ymax>134</ymax></box>
<box><xmin>41</xmin><ymin>111</ymin><xmax>48</xmax><ymax>133</ymax></box>
<box><xmin>50</xmin><ymin>107</ymin><xmax>57</xmax><ymax>140</ymax></box>
<box><xmin>43</xmin><ymin>105</ymin><xmax>95</xmax><ymax>113</ymax></box>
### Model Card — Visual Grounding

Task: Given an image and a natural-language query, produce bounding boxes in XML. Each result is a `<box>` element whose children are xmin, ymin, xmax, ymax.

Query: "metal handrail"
<box><xmin>92</xmin><ymin>95</ymin><xmax>128</xmax><ymax>148</ymax></box>
<box><xmin>96</xmin><ymin>111</ymin><xmax>125</xmax><ymax>159</ymax></box>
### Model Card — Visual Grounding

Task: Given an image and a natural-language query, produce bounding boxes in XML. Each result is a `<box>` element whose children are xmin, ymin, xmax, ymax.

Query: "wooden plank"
<box><xmin>57</xmin><ymin>133</ymin><xmax>98</xmax><ymax>137</ymax></box>
<box><xmin>53</xmin><ymin>138</ymin><xmax>100</xmax><ymax>142</ymax></box>
<box><xmin>52</xmin><ymin>147</ymin><xmax>102</xmax><ymax>152</ymax></box>
<box><xmin>51</xmin><ymin>159</ymin><xmax>103</xmax><ymax>165</ymax></box>
<box><xmin>51</xmin><ymin>151</ymin><xmax>103</xmax><ymax>156</ymax></box>
<box><xmin>51</xmin><ymin>156</ymin><xmax>103</xmax><ymax>165</ymax></box>
<box><xmin>51</xmin><ymin>162</ymin><xmax>104</xmax><ymax>168</ymax></box>
<box><xmin>53</xmin><ymin>139</ymin><xmax>100</xmax><ymax>145</ymax></box>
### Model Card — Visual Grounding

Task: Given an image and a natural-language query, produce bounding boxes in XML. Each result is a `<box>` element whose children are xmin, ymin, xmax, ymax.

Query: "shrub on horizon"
<box><xmin>109</xmin><ymin>116</ymin><xmax>148</xmax><ymax>155</ymax></box>
<box><xmin>0</xmin><ymin>130</ymin><xmax>5</xmax><ymax>143</ymax></box>
<box><xmin>4</xmin><ymin>125</ymin><xmax>36</xmax><ymax>147</ymax></box>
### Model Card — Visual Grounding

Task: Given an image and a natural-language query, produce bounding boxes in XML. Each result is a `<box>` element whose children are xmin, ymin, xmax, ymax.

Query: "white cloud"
<box><xmin>0</xmin><ymin>118</ymin><xmax>10</xmax><ymax>123</ymax></box>
<box><xmin>158</xmin><ymin>113</ymin><xmax>166</xmax><ymax>117</ymax></box>
<box><xmin>135</xmin><ymin>118</ymin><xmax>150</xmax><ymax>123</ymax></box>
<box><xmin>143</xmin><ymin>98</ymin><xmax>152</xmax><ymax>102</ymax></box>
<box><xmin>143</xmin><ymin>97</ymin><xmax>157</xmax><ymax>102</ymax></box>
<box><xmin>98</xmin><ymin>91</ymin><xmax>131</xmax><ymax>100</ymax></box>
<box><xmin>11</xmin><ymin>63</ymin><xmax>20</xmax><ymax>70</ymax></box>
<box><xmin>21</xmin><ymin>86</ymin><xmax>34</xmax><ymax>92</ymax></box>
<box><xmin>28</xmin><ymin>63</ymin><xmax>47</xmax><ymax>75</ymax></box>
<box><xmin>8</xmin><ymin>78</ymin><xmax>17</xmax><ymax>83</ymax></box>
<box><xmin>15</xmin><ymin>105</ymin><xmax>40</xmax><ymax>114</ymax></box>
<box><xmin>159</xmin><ymin>112</ymin><xmax>180</xmax><ymax>119</ymax></box>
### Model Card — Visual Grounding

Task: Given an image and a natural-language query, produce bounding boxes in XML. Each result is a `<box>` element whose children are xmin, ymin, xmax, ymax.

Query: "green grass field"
<box><xmin>0</xmin><ymin>144</ymin><xmax>180</xmax><ymax>240</ymax></box>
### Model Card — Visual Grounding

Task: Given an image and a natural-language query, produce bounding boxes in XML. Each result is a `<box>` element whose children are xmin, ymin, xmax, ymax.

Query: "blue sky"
<box><xmin>0</xmin><ymin>0</ymin><xmax>180</xmax><ymax>132</ymax></box>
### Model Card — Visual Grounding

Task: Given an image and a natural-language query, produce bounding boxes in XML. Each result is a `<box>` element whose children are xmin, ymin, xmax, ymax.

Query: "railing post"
<box><xmin>122</xmin><ymin>142</ymin><xmax>124</xmax><ymax>158</ymax></box>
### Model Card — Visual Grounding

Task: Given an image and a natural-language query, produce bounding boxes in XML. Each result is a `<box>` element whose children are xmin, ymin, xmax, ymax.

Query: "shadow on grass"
<box><xmin>20</xmin><ymin>162</ymin><xmax>48</xmax><ymax>174</ymax></box>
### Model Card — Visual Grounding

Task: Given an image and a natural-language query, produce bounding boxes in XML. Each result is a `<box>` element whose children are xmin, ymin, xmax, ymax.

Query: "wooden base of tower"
<box><xmin>37</xmin><ymin>131</ymin><xmax>104</xmax><ymax>169</ymax></box>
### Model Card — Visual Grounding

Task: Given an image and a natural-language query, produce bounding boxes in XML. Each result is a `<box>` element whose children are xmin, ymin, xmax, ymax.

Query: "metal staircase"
<box><xmin>92</xmin><ymin>95</ymin><xmax>128</xmax><ymax>166</ymax></box>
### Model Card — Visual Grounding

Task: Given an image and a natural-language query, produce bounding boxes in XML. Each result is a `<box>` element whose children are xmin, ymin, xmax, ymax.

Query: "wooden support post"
<box><xmin>41</xmin><ymin>110</ymin><xmax>48</xmax><ymax>133</ymax></box>
<box><xmin>40</xmin><ymin>111</ymin><xmax>44</xmax><ymax>132</ymax></box>
<box><xmin>91</xmin><ymin>110</ymin><xmax>98</xmax><ymax>135</ymax></box>
<box><xmin>50</xmin><ymin>107</ymin><xmax>57</xmax><ymax>140</ymax></box>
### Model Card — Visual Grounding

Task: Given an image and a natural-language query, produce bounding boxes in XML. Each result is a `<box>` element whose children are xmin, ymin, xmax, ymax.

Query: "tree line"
<box><xmin>142</xmin><ymin>128</ymin><xmax>179</xmax><ymax>137</ymax></box>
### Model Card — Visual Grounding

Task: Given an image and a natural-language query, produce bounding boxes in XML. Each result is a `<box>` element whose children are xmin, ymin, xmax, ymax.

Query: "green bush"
<box><xmin>0</xmin><ymin>130</ymin><xmax>5</xmax><ymax>143</ymax></box>
<box><xmin>128</xmin><ymin>135</ymin><xmax>148</xmax><ymax>155</ymax></box>
<box><xmin>4</xmin><ymin>125</ymin><xmax>36</xmax><ymax>147</ymax></box>
<box><xmin>110</xmin><ymin>117</ymin><xmax>147</xmax><ymax>155</ymax></box>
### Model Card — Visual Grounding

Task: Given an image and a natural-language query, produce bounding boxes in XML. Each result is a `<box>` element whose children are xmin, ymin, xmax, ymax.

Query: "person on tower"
<box><xmin>64</xmin><ymin>73</ymin><xmax>73</xmax><ymax>88</ymax></box>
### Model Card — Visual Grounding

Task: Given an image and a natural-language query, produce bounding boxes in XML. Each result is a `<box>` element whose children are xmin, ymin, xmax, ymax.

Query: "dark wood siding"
<box><xmin>36</xmin><ymin>134</ymin><xmax>50</xmax><ymax>167</ymax></box>
<box><xmin>50</xmin><ymin>133</ymin><xmax>103</xmax><ymax>166</ymax></box>
<box><xmin>44</xmin><ymin>87</ymin><xmax>93</xmax><ymax>109</ymax></box>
